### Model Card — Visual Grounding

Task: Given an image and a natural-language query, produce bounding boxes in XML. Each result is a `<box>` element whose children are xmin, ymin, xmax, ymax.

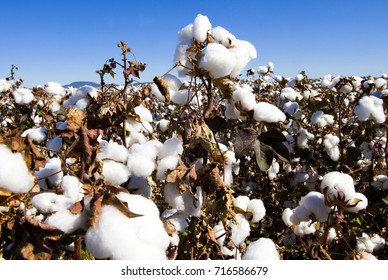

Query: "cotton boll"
<box><xmin>213</xmin><ymin>222</ymin><xmax>235</xmax><ymax>256</ymax></box>
<box><xmin>246</xmin><ymin>199</ymin><xmax>266</xmax><ymax>223</ymax></box>
<box><xmin>97</xmin><ymin>140</ymin><xmax>128</xmax><ymax>163</ymax></box>
<box><xmin>199</xmin><ymin>43</ymin><xmax>236</xmax><ymax>79</ymax></box>
<box><xmin>0</xmin><ymin>79</ymin><xmax>13</xmax><ymax>92</ymax></box>
<box><xmin>311</xmin><ymin>111</ymin><xmax>335</xmax><ymax>128</ymax></box>
<box><xmin>242</xmin><ymin>238</ymin><xmax>279</xmax><ymax>260</ymax></box>
<box><xmin>12</xmin><ymin>88</ymin><xmax>34</xmax><ymax>105</ymax></box>
<box><xmin>182</xmin><ymin>186</ymin><xmax>203</xmax><ymax>217</ymax></box>
<box><xmin>45</xmin><ymin>210</ymin><xmax>87</xmax><ymax>234</ymax></box>
<box><xmin>164</xmin><ymin>183</ymin><xmax>185</xmax><ymax>211</ymax></box>
<box><xmin>157</xmin><ymin>119</ymin><xmax>170</xmax><ymax>133</ymax></box>
<box><xmin>192</xmin><ymin>14</ymin><xmax>212</xmax><ymax>42</ymax></box>
<box><xmin>374</xmin><ymin>78</ymin><xmax>387</xmax><ymax>90</ymax></box>
<box><xmin>171</xmin><ymin>89</ymin><xmax>192</xmax><ymax>105</ymax></box>
<box><xmin>163</xmin><ymin>211</ymin><xmax>189</xmax><ymax>232</ymax></box>
<box><xmin>229</xmin><ymin>40</ymin><xmax>257</xmax><ymax>77</ymax></box>
<box><xmin>61</xmin><ymin>175</ymin><xmax>84</xmax><ymax>203</ymax></box>
<box><xmin>35</xmin><ymin>157</ymin><xmax>63</xmax><ymax>189</ymax></box>
<box><xmin>280</xmin><ymin>87</ymin><xmax>303</xmax><ymax>101</ymax></box>
<box><xmin>134</xmin><ymin>105</ymin><xmax>153</xmax><ymax>123</ymax></box>
<box><xmin>253</xmin><ymin>102</ymin><xmax>286</xmax><ymax>123</ymax></box>
<box><xmin>0</xmin><ymin>144</ymin><xmax>35</xmax><ymax>194</ymax></box>
<box><xmin>354</xmin><ymin>96</ymin><xmax>385</xmax><ymax>124</ymax></box>
<box><xmin>211</xmin><ymin>26</ymin><xmax>236</xmax><ymax>47</ymax></box>
<box><xmin>293</xmin><ymin>221</ymin><xmax>316</xmax><ymax>236</ymax></box>
<box><xmin>323</xmin><ymin>134</ymin><xmax>340</xmax><ymax>161</ymax></box>
<box><xmin>229</xmin><ymin>213</ymin><xmax>250</xmax><ymax>246</ymax></box>
<box><xmin>156</xmin><ymin>155</ymin><xmax>179</xmax><ymax>180</ymax></box>
<box><xmin>127</xmin><ymin>176</ymin><xmax>151</xmax><ymax>198</ymax></box>
<box><xmin>289</xmin><ymin>205</ymin><xmax>311</xmax><ymax>225</ymax></box>
<box><xmin>63</xmin><ymin>86</ymin><xmax>96</xmax><ymax>109</ymax></box>
<box><xmin>234</xmin><ymin>195</ymin><xmax>250</xmax><ymax>212</ymax></box>
<box><xmin>159</xmin><ymin>136</ymin><xmax>183</xmax><ymax>158</ymax></box>
<box><xmin>31</xmin><ymin>193</ymin><xmax>74</xmax><ymax>214</ymax></box>
<box><xmin>258</xmin><ymin>66</ymin><xmax>269</xmax><ymax>75</ymax></box>
<box><xmin>299</xmin><ymin>191</ymin><xmax>331</xmax><ymax>222</ymax></box>
<box><xmin>173</xmin><ymin>40</ymin><xmax>195</xmax><ymax>77</ymax></box>
<box><xmin>21</xmin><ymin>127</ymin><xmax>47</xmax><ymax>144</ymax></box>
<box><xmin>164</xmin><ymin>74</ymin><xmax>183</xmax><ymax>93</ymax></box>
<box><xmin>224</xmin><ymin>101</ymin><xmax>239</xmax><ymax>119</ymax></box>
<box><xmin>44</xmin><ymin>81</ymin><xmax>65</xmax><ymax>98</ymax></box>
<box><xmin>283</xmin><ymin>101</ymin><xmax>299</xmax><ymax>116</ymax></box>
<box><xmin>372</xmin><ymin>175</ymin><xmax>388</xmax><ymax>190</ymax></box>
<box><xmin>102</xmin><ymin>160</ymin><xmax>130</xmax><ymax>185</ymax></box>
<box><xmin>267</xmin><ymin>160</ymin><xmax>280</xmax><ymax>180</ymax></box>
<box><xmin>46</xmin><ymin>136</ymin><xmax>63</xmax><ymax>152</ymax></box>
<box><xmin>345</xmin><ymin>192</ymin><xmax>368</xmax><ymax>213</ymax></box>
<box><xmin>320</xmin><ymin>171</ymin><xmax>356</xmax><ymax>207</ymax></box>
<box><xmin>297</xmin><ymin>128</ymin><xmax>314</xmax><ymax>148</ymax></box>
<box><xmin>232</xmin><ymin>86</ymin><xmax>256</xmax><ymax>111</ymax></box>
<box><xmin>282</xmin><ymin>208</ymin><xmax>294</xmax><ymax>226</ymax></box>
<box><xmin>177</xmin><ymin>23</ymin><xmax>193</xmax><ymax>41</ymax></box>
<box><xmin>151</xmin><ymin>83</ymin><xmax>166</xmax><ymax>102</ymax></box>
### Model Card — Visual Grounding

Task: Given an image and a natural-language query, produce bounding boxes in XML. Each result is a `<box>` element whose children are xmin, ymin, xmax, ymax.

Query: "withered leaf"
<box><xmin>197</xmin><ymin>163</ymin><xmax>225</xmax><ymax>194</ymax></box>
<box><xmin>68</xmin><ymin>201</ymin><xmax>83</xmax><ymax>215</ymax></box>
<box><xmin>258</xmin><ymin>127</ymin><xmax>290</xmax><ymax>162</ymax></box>
<box><xmin>163</xmin><ymin>219</ymin><xmax>177</xmax><ymax>236</ymax></box>
<box><xmin>153</xmin><ymin>76</ymin><xmax>170</xmax><ymax>101</ymax></box>
<box><xmin>166</xmin><ymin>158</ymin><xmax>188</xmax><ymax>183</ymax></box>
<box><xmin>89</xmin><ymin>194</ymin><xmax>104</xmax><ymax>228</ymax></box>
<box><xmin>234</xmin><ymin>128</ymin><xmax>258</xmax><ymax>159</ymax></box>
<box><xmin>253</xmin><ymin>140</ymin><xmax>273</xmax><ymax>172</ymax></box>
<box><xmin>205</xmin><ymin>115</ymin><xmax>229</xmax><ymax>133</ymax></box>
<box><xmin>103</xmin><ymin>192</ymin><xmax>143</xmax><ymax>220</ymax></box>
<box><xmin>190</xmin><ymin>122</ymin><xmax>217</xmax><ymax>153</ymax></box>
<box><xmin>66</xmin><ymin>107</ymin><xmax>86</xmax><ymax>133</ymax></box>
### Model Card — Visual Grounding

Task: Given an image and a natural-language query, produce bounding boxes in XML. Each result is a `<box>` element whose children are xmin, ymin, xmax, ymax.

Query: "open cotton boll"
<box><xmin>199</xmin><ymin>43</ymin><xmax>236</xmax><ymax>79</ymax></box>
<box><xmin>192</xmin><ymin>14</ymin><xmax>212</xmax><ymax>42</ymax></box>
<box><xmin>31</xmin><ymin>193</ymin><xmax>74</xmax><ymax>214</ymax></box>
<box><xmin>229</xmin><ymin>213</ymin><xmax>250</xmax><ymax>246</ymax></box>
<box><xmin>21</xmin><ymin>127</ymin><xmax>47</xmax><ymax>144</ymax></box>
<box><xmin>164</xmin><ymin>183</ymin><xmax>185</xmax><ymax>211</ymax></box>
<box><xmin>171</xmin><ymin>89</ymin><xmax>192</xmax><ymax>105</ymax></box>
<box><xmin>211</xmin><ymin>26</ymin><xmax>236</xmax><ymax>47</ymax></box>
<box><xmin>177</xmin><ymin>23</ymin><xmax>193</xmax><ymax>41</ymax></box>
<box><xmin>35</xmin><ymin>157</ymin><xmax>63</xmax><ymax>189</ymax></box>
<box><xmin>12</xmin><ymin>88</ymin><xmax>34</xmax><ymax>105</ymax></box>
<box><xmin>320</xmin><ymin>171</ymin><xmax>356</xmax><ymax>206</ymax></box>
<box><xmin>44</xmin><ymin>81</ymin><xmax>65</xmax><ymax>98</ymax></box>
<box><xmin>213</xmin><ymin>222</ymin><xmax>235</xmax><ymax>256</ymax></box>
<box><xmin>280</xmin><ymin>87</ymin><xmax>303</xmax><ymax>101</ymax></box>
<box><xmin>0</xmin><ymin>144</ymin><xmax>35</xmax><ymax>194</ymax></box>
<box><xmin>163</xmin><ymin>210</ymin><xmax>189</xmax><ymax>232</ymax></box>
<box><xmin>374</xmin><ymin>78</ymin><xmax>387</xmax><ymax>90</ymax></box>
<box><xmin>97</xmin><ymin>140</ymin><xmax>128</xmax><ymax>163</ymax></box>
<box><xmin>297</xmin><ymin>128</ymin><xmax>314</xmax><ymax>148</ymax></box>
<box><xmin>151</xmin><ymin>83</ymin><xmax>166</xmax><ymax>102</ymax></box>
<box><xmin>127</xmin><ymin>176</ymin><xmax>151</xmax><ymax>198</ymax></box>
<box><xmin>127</xmin><ymin>155</ymin><xmax>155</xmax><ymax>178</ymax></box>
<box><xmin>182</xmin><ymin>186</ymin><xmax>203</xmax><ymax>217</ymax></box>
<box><xmin>229</xmin><ymin>40</ymin><xmax>257</xmax><ymax>77</ymax></box>
<box><xmin>242</xmin><ymin>238</ymin><xmax>279</xmax><ymax>260</ymax></box>
<box><xmin>61</xmin><ymin>175</ymin><xmax>84</xmax><ymax>203</ymax></box>
<box><xmin>293</xmin><ymin>221</ymin><xmax>316</xmax><ymax>236</ymax></box>
<box><xmin>224</xmin><ymin>101</ymin><xmax>239</xmax><ymax>119</ymax></box>
<box><xmin>289</xmin><ymin>205</ymin><xmax>311</xmax><ymax>225</ymax></box>
<box><xmin>134</xmin><ymin>105</ymin><xmax>153</xmax><ymax>123</ymax></box>
<box><xmin>163</xmin><ymin>74</ymin><xmax>183</xmax><ymax>93</ymax></box>
<box><xmin>345</xmin><ymin>192</ymin><xmax>368</xmax><ymax>213</ymax></box>
<box><xmin>129</xmin><ymin>140</ymin><xmax>163</xmax><ymax>161</ymax></box>
<box><xmin>232</xmin><ymin>85</ymin><xmax>256</xmax><ymax>111</ymax></box>
<box><xmin>299</xmin><ymin>191</ymin><xmax>331</xmax><ymax>222</ymax></box>
<box><xmin>157</xmin><ymin>119</ymin><xmax>170</xmax><ymax>133</ymax></box>
<box><xmin>173</xmin><ymin>40</ymin><xmax>195</xmax><ymax>77</ymax></box>
<box><xmin>45</xmin><ymin>210</ymin><xmax>87</xmax><ymax>234</ymax></box>
<box><xmin>63</xmin><ymin>86</ymin><xmax>97</xmax><ymax>109</ymax></box>
<box><xmin>311</xmin><ymin>111</ymin><xmax>335</xmax><ymax>128</ymax></box>
<box><xmin>282</xmin><ymin>208</ymin><xmax>294</xmax><ymax>227</ymax></box>
<box><xmin>159</xmin><ymin>136</ymin><xmax>183</xmax><ymax>159</ymax></box>
<box><xmin>267</xmin><ymin>160</ymin><xmax>280</xmax><ymax>180</ymax></box>
<box><xmin>253</xmin><ymin>102</ymin><xmax>286</xmax><ymax>123</ymax></box>
<box><xmin>234</xmin><ymin>195</ymin><xmax>250</xmax><ymax>212</ymax></box>
<box><xmin>354</xmin><ymin>95</ymin><xmax>385</xmax><ymax>124</ymax></box>
<box><xmin>372</xmin><ymin>175</ymin><xmax>388</xmax><ymax>190</ymax></box>
<box><xmin>156</xmin><ymin>155</ymin><xmax>179</xmax><ymax>180</ymax></box>
<box><xmin>0</xmin><ymin>79</ymin><xmax>13</xmax><ymax>92</ymax></box>
<box><xmin>323</xmin><ymin>134</ymin><xmax>340</xmax><ymax>161</ymax></box>
<box><xmin>283</xmin><ymin>101</ymin><xmax>299</xmax><ymax>116</ymax></box>
<box><xmin>102</xmin><ymin>160</ymin><xmax>131</xmax><ymax>185</ymax></box>
<box><xmin>246</xmin><ymin>199</ymin><xmax>266</xmax><ymax>223</ymax></box>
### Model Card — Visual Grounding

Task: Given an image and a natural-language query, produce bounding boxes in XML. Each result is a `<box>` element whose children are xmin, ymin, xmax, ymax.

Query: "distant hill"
<box><xmin>64</xmin><ymin>81</ymin><xmax>100</xmax><ymax>88</ymax></box>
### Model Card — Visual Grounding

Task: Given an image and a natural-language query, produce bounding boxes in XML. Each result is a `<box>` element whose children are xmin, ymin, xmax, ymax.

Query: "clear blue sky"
<box><xmin>1</xmin><ymin>0</ymin><xmax>387</xmax><ymax>87</ymax></box>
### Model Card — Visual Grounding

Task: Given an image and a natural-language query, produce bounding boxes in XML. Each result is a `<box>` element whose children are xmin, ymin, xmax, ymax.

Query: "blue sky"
<box><xmin>1</xmin><ymin>0</ymin><xmax>387</xmax><ymax>87</ymax></box>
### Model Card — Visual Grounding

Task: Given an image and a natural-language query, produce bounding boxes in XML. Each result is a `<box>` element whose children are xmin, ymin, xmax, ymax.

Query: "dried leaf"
<box><xmin>103</xmin><ymin>192</ymin><xmax>143</xmax><ymax>220</ymax></box>
<box><xmin>253</xmin><ymin>140</ymin><xmax>273</xmax><ymax>172</ymax></box>
<box><xmin>153</xmin><ymin>76</ymin><xmax>170</xmax><ymax>101</ymax></box>
<box><xmin>259</xmin><ymin>128</ymin><xmax>290</xmax><ymax>162</ymax></box>
<box><xmin>190</xmin><ymin>122</ymin><xmax>217</xmax><ymax>153</ymax></box>
<box><xmin>66</xmin><ymin>107</ymin><xmax>86</xmax><ymax>132</ymax></box>
<box><xmin>233</xmin><ymin>128</ymin><xmax>258</xmax><ymax>159</ymax></box>
<box><xmin>68</xmin><ymin>201</ymin><xmax>83</xmax><ymax>215</ymax></box>
<box><xmin>166</xmin><ymin>159</ymin><xmax>188</xmax><ymax>183</ymax></box>
<box><xmin>89</xmin><ymin>194</ymin><xmax>104</xmax><ymax>228</ymax></box>
<box><xmin>197</xmin><ymin>163</ymin><xmax>225</xmax><ymax>194</ymax></box>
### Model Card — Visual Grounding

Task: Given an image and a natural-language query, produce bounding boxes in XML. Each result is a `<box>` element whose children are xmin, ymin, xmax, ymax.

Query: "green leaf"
<box><xmin>253</xmin><ymin>140</ymin><xmax>273</xmax><ymax>172</ymax></box>
<box><xmin>109</xmin><ymin>70</ymin><xmax>115</xmax><ymax>78</ymax></box>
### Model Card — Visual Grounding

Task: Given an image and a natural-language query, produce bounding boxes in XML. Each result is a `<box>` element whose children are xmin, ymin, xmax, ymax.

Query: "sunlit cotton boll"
<box><xmin>0</xmin><ymin>144</ymin><xmax>35</xmax><ymax>194</ymax></box>
<box><xmin>192</xmin><ymin>14</ymin><xmax>212</xmax><ymax>42</ymax></box>
<box><xmin>171</xmin><ymin>89</ymin><xmax>192</xmax><ymax>106</ymax></box>
<box><xmin>311</xmin><ymin>111</ymin><xmax>334</xmax><ymax>128</ymax></box>
<box><xmin>242</xmin><ymin>238</ymin><xmax>279</xmax><ymax>260</ymax></box>
<box><xmin>293</xmin><ymin>221</ymin><xmax>316</xmax><ymax>236</ymax></box>
<box><xmin>63</xmin><ymin>86</ymin><xmax>97</xmax><ymax>109</ymax></box>
<box><xmin>323</xmin><ymin>134</ymin><xmax>340</xmax><ymax>161</ymax></box>
<box><xmin>177</xmin><ymin>23</ymin><xmax>193</xmax><ymax>41</ymax></box>
<box><xmin>280</xmin><ymin>87</ymin><xmax>303</xmax><ymax>101</ymax></box>
<box><xmin>246</xmin><ymin>199</ymin><xmax>266</xmax><ymax>223</ymax></box>
<box><xmin>173</xmin><ymin>40</ymin><xmax>195</xmax><ymax>78</ymax></box>
<box><xmin>159</xmin><ymin>136</ymin><xmax>183</xmax><ymax>159</ymax></box>
<box><xmin>232</xmin><ymin>85</ymin><xmax>256</xmax><ymax>111</ymax></box>
<box><xmin>21</xmin><ymin>127</ymin><xmax>47</xmax><ymax>144</ymax></box>
<box><xmin>97</xmin><ymin>139</ymin><xmax>129</xmax><ymax>163</ymax></box>
<box><xmin>253</xmin><ymin>102</ymin><xmax>286</xmax><ymax>123</ymax></box>
<box><xmin>126</xmin><ymin>176</ymin><xmax>151</xmax><ymax>198</ymax></box>
<box><xmin>354</xmin><ymin>95</ymin><xmax>385</xmax><ymax>124</ymax></box>
<box><xmin>134</xmin><ymin>105</ymin><xmax>153</xmax><ymax>123</ymax></box>
<box><xmin>35</xmin><ymin>157</ymin><xmax>63</xmax><ymax>189</ymax></box>
<box><xmin>0</xmin><ymin>79</ymin><xmax>13</xmax><ymax>92</ymax></box>
<box><xmin>45</xmin><ymin>210</ymin><xmax>87</xmax><ymax>234</ymax></box>
<box><xmin>31</xmin><ymin>192</ymin><xmax>74</xmax><ymax>214</ymax></box>
<box><xmin>320</xmin><ymin>171</ymin><xmax>356</xmax><ymax>207</ymax></box>
<box><xmin>44</xmin><ymin>81</ymin><xmax>65</xmax><ymax>98</ymax></box>
<box><xmin>157</xmin><ymin>119</ymin><xmax>170</xmax><ymax>133</ymax></box>
<box><xmin>61</xmin><ymin>175</ymin><xmax>84</xmax><ymax>203</ymax></box>
<box><xmin>299</xmin><ymin>191</ymin><xmax>331</xmax><ymax>222</ymax></box>
<box><xmin>211</xmin><ymin>26</ymin><xmax>236</xmax><ymax>47</ymax></box>
<box><xmin>199</xmin><ymin>43</ymin><xmax>236</xmax><ymax>79</ymax></box>
<box><xmin>164</xmin><ymin>183</ymin><xmax>185</xmax><ymax>212</ymax></box>
<box><xmin>12</xmin><ymin>88</ymin><xmax>34</xmax><ymax>105</ymax></box>
<box><xmin>213</xmin><ymin>222</ymin><xmax>236</xmax><ymax>256</ymax></box>
<box><xmin>345</xmin><ymin>192</ymin><xmax>368</xmax><ymax>213</ymax></box>
<box><xmin>229</xmin><ymin>40</ymin><xmax>257</xmax><ymax>77</ymax></box>
<box><xmin>85</xmin><ymin>192</ymin><xmax>170</xmax><ymax>260</ymax></box>
<box><xmin>156</xmin><ymin>155</ymin><xmax>179</xmax><ymax>180</ymax></box>
<box><xmin>234</xmin><ymin>195</ymin><xmax>250</xmax><ymax>212</ymax></box>
<box><xmin>102</xmin><ymin>160</ymin><xmax>130</xmax><ymax>185</ymax></box>
<box><xmin>229</xmin><ymin>213</ymin><xmax>250</xmax><ymax>246</ymax></box>
<box><xmin>267</xmin><ymin>160</ymin><xmax>280</xmax><ymax>180</ymax></box>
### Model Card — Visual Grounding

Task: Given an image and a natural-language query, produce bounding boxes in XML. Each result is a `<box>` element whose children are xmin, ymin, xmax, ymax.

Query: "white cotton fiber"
<box><xmin>374</xmin><ymin>78</ymin><xmax>387</xmax><ymax>89</ymax></box>
<box><xmin>234</xmin><ymin>195</ymin><xmax>250</xmax><ymax>212</ymax></box>
<box><xmin>156</xmin><ymin>155</ymin><xmax>179</xmax><ymax>180</ymax></box>
<box><xmin>299</xmin><ymin>191</ymin><xmax>331</xmax><ymax>222</ymax></box>
<box><xmin>21</xmin><ymin>127</ymin><xmax>47</xmax><ymax>144</ymax></box>
<box><xmin>229</xmin><ymin>213</ymin><xmax>250</xmax><ymax>246</ymax></box>
<box><xmin>211</xmin><ymin>26</ymin><xmax>236</xmax><ymax>47</ymax></box>
<box><xmin>229</xmin><ymin>40</ymin><xmax>257</xmax><ymax>77</ymax></box>
<box><xmin>182</xmin><ymin>186</ymin><xmax>203</xmax><ymax>217</ymax></box>
<box><xmin>173</xmin><ymin>40</ymin><xmax>195</xmax><ymax>77</ymax></box>
<box><xmin>354</xmin><ymin>96</ymin><xmax>385</xmax><ymax>124</ymax></box>
<box><xmin>163</xmin><ymin>211</ymin><xmax>189</xmax><ymax>232</ymax></box>
<box><xmin>311</xmin><ymin>111</ymin><xmax>335</xmax><ymax>128</ymax></box>
<box><xmin>246</xmin><ymin>199</ymin><xmax>266</xmax><ymax>223</ymax></box>
<box><xmin>242</xmin><ymin>238</ymin><xmax>279</xmax><ymax>260</ymax></box>
<box><xmin>232</xmin><ymin>85</ymin><xmax>256</xmax><ymax>111</ymax></box>
<box><xmin>61</xmin><ymin>175</ymin><xmax>84</xmax><ymax>203</ymax></box>
<box><xmin>199</xmin><ymin>43</ymin><xmax>236</xmax><ymax>79</ymax></box>
<box><xmin>177</xmin><ymin>23</ymin><xmax>193</xmax><ymax>41</ymax></box>
<box><xmin>171</xmin><ymin>89</ymin><xmax>192</xmax><ymax>105</ymax></box>
<box><xmin>192</xmin><ymin>14</ymin><xmax>212</xmax><ymax>42</ymax></box>
<box><xmin>127</xmin><ymin>176</ymin><xmax>151</xmax><ymax>198</ymax></box>
<box><xmin>289</xmin><ymin>205</ymin><xmax>311</xmax><ymax>225</ymax></box>
<box><xmin>127</xmin><ymin>155</ymin><xmax>155</xmax><ymax>178</ymax></box>
<box><xmin>372</xmin><ymin>175</ymin><xmax>388</xmax><ymax>190</ymax></box>
<box><xmin>267</xmin><ymin>161</ymin><xmax>280</xmax><ymax>180</ymax></box>
<box><xmin>134</xmin><ymin>105</ymin><xmax>153</xmax><ymax>123</ymax></box>
<box><xmin>164</xmin><ymin>74</ymin><xmax>183</xmax><ymax>92</ymax></box>
<box><xmin>97</xmin><ymin>140</ymin><xmax>128</xmax><ymax>163</ymax></box>
<box><xmin>164</xmin><ymin>183</ymin><xmax>185</xmax><ymax>211</ymax></box>
<box><xmin>0</xmin><ymin>144</ymin><xmax>35</xmax><ymax>194</ymax></box>
<box><xmin>297</xmin><ymin>128</ymin><xmax>314</xmax><ymax>148</ymax></box>
<box><xmin>283</xmin><ymin>101</ymin><xmax>299</xmax><ymax>115</ymax></box>
<box><xmin>253</xmin><ymin>102</ymin><xmax>286</xmax><ymax>123</ymax></box>
<box><xmin>31</xmin><ymin>192</ymin><xmax>74</xmax><ymax>214</ymax></box>
<box><xmin>280</xmin><ymin>87</ymin><xmax>303</xmax><ymax>101</ymax></box>
<box><xmin>345</xmin><ymin>192</ymin><xmax>368</xmax><ymax>212</ymax></box>
<box><xmin>159</xmin><ymin>136</ymin><xmax>183</xmax><ymax>159</ymax></box>
<box><xmin>212</xmin><ymin>222</ymin><xmax>235</xmax><ymax>256</ymax></box>
<box><xmin>44</xmin><ymin>81</ymin><xmax>65</xmax><ymax>98</ymax></box>
<box><xmin>293</xmin><ymin>221</ymin><xmax>316</xmax><ymax>236</ymax></box>
<box><xmin>151</xmin><ymin>83</ymin><xmax>166</xmax><ymax>102</ymax></box>
<box><xmin>157</xmin><ymin>119</ymin><xmax>170</xmax><ymax>133</ymax></box>
<box><xmin>45</xmin><ymin>210</ymin><xmax>87</xmax><ymax>234</ymax></box>
<box><xmin>323</xmin><ymin>134</ymin><xmax>340</xmax><ymax>161</ymax></box>
<box><xmin>12</xmin><ymin>88</ymin><xmax>34</xmax><ymax>105</ymax></box>
<box><xmin>320</xmin><ymin>171</ymin><xmax>356</xmax><ymax>205</ymax></box>
<box><xmin>282</xmin><ymin>208</ymin><xmax>294</xmax><ymax>227</ymax></box>
<box><xmin>63</xmin><ymin>86</ymin><xmax>96</xmax><ymax>109</ymax></box>
<box><xmin>0</xmin><ymin>79</ymin><xmax>13</xmax><ymax>92</ymax></box>
<box><xmin>102</xmin><ymin>160</ymin><xmax>130</xmax><ymax>185</ymax></box>
<box><xmin>35</xmin><ymin>157</ymin><xmax>63</xmax><ymax>189</ymax></box>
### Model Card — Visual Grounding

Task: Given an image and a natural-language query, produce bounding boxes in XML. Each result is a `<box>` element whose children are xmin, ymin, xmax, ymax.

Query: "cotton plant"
<box><xmin>354</xmin><ymin>95</ymin><xmax>386</xmax><ymax>123</ymax></box>
<box><xmin>12</xmin><ymin>87</ymin><xmax>34</xmax><ymax>105</ymax></box>
<box><xmin>356</xmin><ymin>233</ymin><xmax>385</xmax><ymax>256</ymax></box>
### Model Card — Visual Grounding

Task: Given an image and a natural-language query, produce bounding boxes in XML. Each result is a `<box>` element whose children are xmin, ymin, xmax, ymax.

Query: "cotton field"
<box><xmin>0</xmin><ymin>14</ymin><xmax>387</xmax><ymax>260</ymax></box>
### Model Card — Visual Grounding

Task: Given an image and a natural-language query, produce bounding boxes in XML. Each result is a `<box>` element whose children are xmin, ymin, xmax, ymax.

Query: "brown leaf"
<box><xmin>68</xmin><ymin>201</ymin><xmax>83</xmax><ymax>215</ymax></box>
<box><xmin>197</xmin><ymin>163</ymin><xmax>225</xmax><ymax>194</ymax></box>
<box><xmin>89</xmin><ymin>194</ymin><xmax>104</xmax><ymax>228</ymax></box>
<box><xmin>67</xmin><ymin>107</ymin><xmax>86</xmax><ymax>132</ymax></box>
<box><xmin>166</xmin><ymin>159</ymin><xmax>188</xmax><ymax>183</ymax></box>
<box><xmin>234</xmin><ymin>128</ymin><xmax>258</xmax><ymax>159</ymax></box>
<box><xmin>103</xmin><ymin>192</ymin><xmax>143</xmax><ymax>220</ymax></box>
<box><xmin>190</xmin><ymin>122</ymin><xmax>217</xmax><ymax>153</ymax></box>
<box><xmin>153</xmin><ymin>76</ymin><xmax>170</xmax><ymax>101</ymax></box>
<box><xmin>163</xmin><ymin>219</ymin><xmax>177</xmax><ymax>236</ymax></box>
